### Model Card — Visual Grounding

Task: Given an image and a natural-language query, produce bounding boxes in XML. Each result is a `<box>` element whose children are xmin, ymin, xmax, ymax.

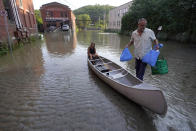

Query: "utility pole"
<box><xmin>104</xmin><ymin>5</ymin><xmax>107</xmax><ymax>30</ymax></box>
<box><xmin>99</xmin><ymin>16</ymin><xmax>100</xmax><ymax>29</ymax></box>
<box><xmin>104</xmin><ymin>12</ymin><xmax>106</xmax><ymax>30</ymax></box>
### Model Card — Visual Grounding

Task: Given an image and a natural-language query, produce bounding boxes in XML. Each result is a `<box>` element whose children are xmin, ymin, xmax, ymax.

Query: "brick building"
<box><xmin>0</xmin><ymin>0</ymin><xmax>37</xmax><ymax>44</ymax></box>
<box><xmin>40</xmin><ymin>2</ymin><xmax>74</xmax><ymax>31</ymax></box>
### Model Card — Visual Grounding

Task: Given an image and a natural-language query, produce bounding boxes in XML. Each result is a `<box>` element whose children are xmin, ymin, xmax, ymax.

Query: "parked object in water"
<box><xmin>151</xmin><ymin>56</ymin><xmax>168</xmax><ymax>75</ymax></box>
<box><xmin>62</xmin><ymin>24</ymin><xmax>69</xmax><ymax>31</ymax></box>
<box><xmin>88</xmin><ymin>56</ymin><xmax>167</xmax><ymax>115</ymax></box>
<box><xmin>151</xmin><ymin>43</ymin><xmax>168</xmax><ymax>75</ymax></box>
<box><xmin>48</xmin><ymin>26</ymin><xmax>56</xmax><ymax>32</ymax></box>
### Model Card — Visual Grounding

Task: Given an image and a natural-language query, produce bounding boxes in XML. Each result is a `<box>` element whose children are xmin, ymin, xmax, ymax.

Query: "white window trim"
<box><xmin>19</xmin><ymin>7</ymin><xmax>24</xmax><ymax>10</ymax></box>
<box><xmin>19</xmin><ymin>0</ymin><xmax>23</xmax><ymax>8</ymax></box>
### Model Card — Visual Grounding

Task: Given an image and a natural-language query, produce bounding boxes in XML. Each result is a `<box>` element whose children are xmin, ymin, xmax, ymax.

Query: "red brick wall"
<box><xmin>0</xmin><ymin>0</ymin><xmax>37</xmax><ymax>44</ymax></box>
<box><xmin>0</xmin><ymin>0</ymin><xmax>16</xmax><ymax>43</ymax></box>
<box><xmin>15</xmin><ymin>0</ymin><xmax>37</xmax><ymax>34</ymax></box>
<box><xmin>40</xmin><ymin>2</ymin><xmax>72</xmax><ymax>30</ymax></box>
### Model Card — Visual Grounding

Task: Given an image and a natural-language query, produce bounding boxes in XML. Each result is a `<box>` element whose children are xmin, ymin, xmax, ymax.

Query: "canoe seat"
<box><xmin>96</xmin><ymin>62</ymin><xmax>112</xmax><ymax>66</ymax></box>
<box><xmin>89</xmin><ymin>58</ymin><xmax>100</xmax><ymax>61</ymax></box>
<box><xmin>90</xmin><ymin>59</ymin><xmax>102</xmax><ymax>65</ymax></box>
<box><xmin>96</xmin><ymin>65</ymin><xmax>110</xmax><ymax>73</ymax></box>
<box><xmin>110</xmin><ymin>73</ymin><xmax>128</xmax><ymax>79</ymax></box>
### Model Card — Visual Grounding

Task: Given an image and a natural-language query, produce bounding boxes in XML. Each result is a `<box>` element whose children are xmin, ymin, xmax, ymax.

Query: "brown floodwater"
<box><xmin>0</xmin><ymin>30</ymin><xmax>195</xmax><ymax>131</ymax></box>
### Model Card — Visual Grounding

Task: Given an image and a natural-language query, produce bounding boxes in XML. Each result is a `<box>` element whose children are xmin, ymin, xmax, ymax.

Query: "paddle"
<box><xmin>156</xmin><ymin>26</ymin><xmax>162</xmax><ymax>36</ymax></box>
<box><xmin>98</xmin><ymin>56</ymin><xmax>110</xmax><ymax>70</ymax></box>
<box><xmin>154</xmin><ymin>26</ymin><xmax>162</xmax><ymax>50</ymax></box>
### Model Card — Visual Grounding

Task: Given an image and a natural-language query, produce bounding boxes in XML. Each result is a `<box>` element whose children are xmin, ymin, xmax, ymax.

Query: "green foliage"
<box><xmin>74</xmin><ymin>5</ymin><xmax>114</xmax><ymax>29</ymax></box>
<box><xmin>35</xmin><ymin>10</ymin><xmax>43</xmax><ymax>24</ymax></box>
<box><xmin>0</xmin><ymin>35</ymin><xmax>41</xmax><ymax>57</ymax></box>
<box><xmin>35</xmin><ymin>10</ymin><xmax>44</xmax><ymax>32</ymax></box>
<box><xmin>121</xmin><ymin>0</ymin><xmax>196</xmax><ymax>36</ymax></box>
<box><xmin>0</xmin><ymin>44</ymin><xmax>8</xmax><ymax>56</ymax></box>
<box><xmin>76</xmin><ymin>14</ymin><xmax>91</xmax><ymax>29</ymax></box>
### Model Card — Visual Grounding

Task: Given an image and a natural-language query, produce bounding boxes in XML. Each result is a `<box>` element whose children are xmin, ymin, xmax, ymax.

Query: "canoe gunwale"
<box><xmin>88</xmin><ymin>58</ymin><xmax>161</xmax><ymax>91</ymax></box>
<box><xmin>87</xmin><ymin>56</ymin><xmax>168</xmax><ymax>115</ymax></box>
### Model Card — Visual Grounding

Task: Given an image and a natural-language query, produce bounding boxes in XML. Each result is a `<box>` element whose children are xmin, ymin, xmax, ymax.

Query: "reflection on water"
<box><xmin>0</xmin><ymin>42</ymin><xmax>44</xmax><ymax>77</ymax></box>
<box><xmin>87</xmin><ymin>67</ymin><xmax>157</xmax><ymax>131</ymax></box>
<box><xmin>45</xmin><ymin>31</ymin><xmax>77</xmax><ymax>56</ymax></box>
<box><xmin>0</xmin><ymin>30</ymin><xmax>195</xmax><ymax>131</ymax></box>
<box><xmin>0</xmin><ymin>42</ymin><xmax>44</xmax><ymax>130</ymax></box>
<box><xmin>78</xmin><ymin>31</ymin><xmax>196</xmax><ymax>131</ymax></box>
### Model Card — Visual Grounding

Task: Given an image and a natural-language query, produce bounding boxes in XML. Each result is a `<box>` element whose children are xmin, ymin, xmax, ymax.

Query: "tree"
<box><xmin>76</xmin><ymin>14</ymin><xmax>91</xmax><ymax>29</ymax></box>
<box><xmin>121</xmin><ymin>0</ymin><xmax>196</xmax><ymax>37</ymax></box>
<box><xmin>74</xmin><ymin>5</ymin><xmax>114</xmax><ymax>27</ymax></box>
<box><xmin>35</xmin><ymin>10</ymin><xmax>44</xmax><ymax>32</ymax></box>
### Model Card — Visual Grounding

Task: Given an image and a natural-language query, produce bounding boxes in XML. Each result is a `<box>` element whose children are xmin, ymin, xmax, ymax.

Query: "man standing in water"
<box><xmin>127</xmin><ymin>18</ymin><xmax>159</xmax><ymax>80</ymax></box>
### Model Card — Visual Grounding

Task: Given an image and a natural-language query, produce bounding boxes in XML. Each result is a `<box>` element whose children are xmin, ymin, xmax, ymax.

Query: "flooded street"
<box><xmin>0</xmin><ymin>30</ymin><xmax>196</xmax><ymax>131</ymax></box>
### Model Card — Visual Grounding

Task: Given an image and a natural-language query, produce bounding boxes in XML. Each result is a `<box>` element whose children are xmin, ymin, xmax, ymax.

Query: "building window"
<box><xmin>50</xmin><ymin>11</ymin><xmax>53</xmax><ymax>17</ymax></box>
<box><xmin>28</xmin><ymin>12</ymin><xmax>32</xmax><ymax>27</ymax></box>
<box><xmin>117</xmin><ymin>21</ymin><xmax>121</xmax><ymax>27</ymax></box>
<box><xmin>46</xmin><ymin>11</ymin><xmax>50</xmax><ymax>17</ymax></box>
<box><xmin>46</xmin><ymin>11</ymin><xmax>53</xmax><ymax>17</ymax></box>
<box><xmin>19</xmin><ymin>0</ymin><xmax>23</xmax><ymax>8</ymax></box>
<box><xmin>34</xmin><ymin>15</ymin><xmax>36</xmax><ymax>25</ymax></box>
<box><xmin>23</xmin><ymin>11</ymin><xmax>27</xmax><ymax>27</ymax></box>
<box><xmin>64</xmin><ymin>12</ymin><xmax>67</xmax><ymax>17</ymax></box>
<box><xmin>61</xmin><ymin>12</ymin><xmax>64</xmax><ymax>17</ymax></box>
<box><xmin>32</xmin><ymin>14</ymin><xmax>35</xmax><ymax>25</ymax></box>
<box><xmin>61</xmin><ymin>12</ymin><xmax>67</xmax><ymax>17</ymax></box>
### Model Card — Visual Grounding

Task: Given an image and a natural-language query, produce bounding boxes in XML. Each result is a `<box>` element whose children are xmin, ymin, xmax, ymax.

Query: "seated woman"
<box><xmin>87</xmin><ymin>42</ymin><xmax>98</xmax><ymax>60</ymax></box>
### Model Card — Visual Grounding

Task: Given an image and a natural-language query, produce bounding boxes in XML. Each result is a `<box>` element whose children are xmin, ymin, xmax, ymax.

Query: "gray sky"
<box><xmin>33</xmin><ymin>0</ymin><xmax>131</xmax><ymax>10</ymax></box>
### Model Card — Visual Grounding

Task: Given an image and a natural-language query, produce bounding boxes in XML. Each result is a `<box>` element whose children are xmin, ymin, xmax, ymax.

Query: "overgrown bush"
<box><xmin>0</xmin><ymin>43</ymin><xmax>8</xmax><ymax>56</ymax></box>
<box><xmin>121</xmin><ymin>0</ymin><xmax>196</xmax><ymax>43</ymax></box>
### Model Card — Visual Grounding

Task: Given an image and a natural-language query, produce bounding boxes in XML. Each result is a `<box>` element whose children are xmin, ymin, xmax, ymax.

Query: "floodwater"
<box><xmin>0</xmin><ymin>30</ymin><xmax>196</xmax><ymax>131</ymax></box>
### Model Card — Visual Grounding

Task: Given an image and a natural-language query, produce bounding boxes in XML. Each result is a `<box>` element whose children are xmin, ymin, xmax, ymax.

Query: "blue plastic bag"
<box><xmin>142</xmin><ymin>50</ymin><xmax>160</xmax><ymax>67</ymax></box>
<box><xmin>120</xmin><ymin>48</ymin><xmax>132</xmax><ymax>61</ymax></box>
<box><xmin>153</xmin><ymin>43</ymin><xmax>163</xmax><ymax>50</ymax></box>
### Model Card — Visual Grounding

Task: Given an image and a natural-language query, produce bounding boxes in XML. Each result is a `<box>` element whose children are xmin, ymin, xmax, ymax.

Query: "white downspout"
<box><xmin>14</xmin><ymin>0</ymin><xmax>22</xmax><ymax>28</ymax></box>
<box><xmin>10</xmin><ymin>0</ymin><xmax>19</xmax><ymax>28</ymax></box>
<box><xmin>10</xmin><ymin>0</ymin><xmax>22</xmax><ymax>28</ymax></box>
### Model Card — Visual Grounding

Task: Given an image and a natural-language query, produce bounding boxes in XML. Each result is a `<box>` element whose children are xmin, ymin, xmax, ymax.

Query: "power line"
<box><xmin>58</xmin><ymin>0</ymin><xmax>77</xmax><ymax>10</ymax></box>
